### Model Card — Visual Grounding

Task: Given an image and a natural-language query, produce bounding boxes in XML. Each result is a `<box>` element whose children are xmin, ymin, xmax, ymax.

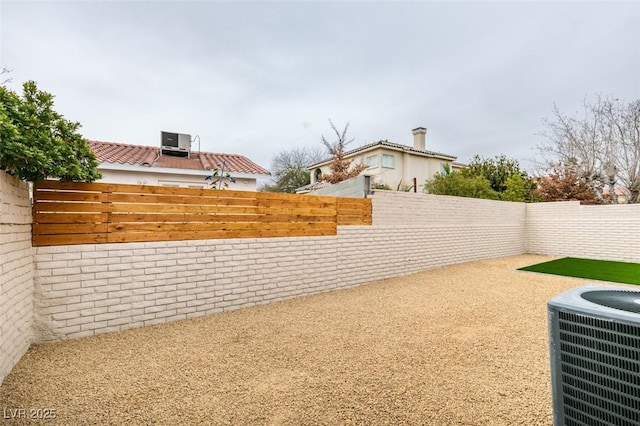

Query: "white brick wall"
<box><xmin>353</xmin><ymin>192</ymin><xmax>526</xmax><ymax>284</ymax></box>
<box><xmin>15</xmin><ymin>187</ymin><xmax>640</xmax><ymax>355</ymax></box>
<box><xmin>526</xmin><ymin>201</ymin><xmax>640</xmax><ymax>262</ymax></box>
<box><xmin>32</xmin><ymin>192</ymin><xmax>527</xmax><ymax>342</ymax></box>
<box><xmin>34</xmin><ymin>238</ymin><xmax>339</xmax><ymax>340</ymax></box>
<box><xmin>0</xmin><ymin>171</ymin><xmax>33</xmax><ymax>385</ymax></box>
<box><xmin>372</xmin><ymin>191</ymin><xmax>527</xmax><ymax>227</ymax></box>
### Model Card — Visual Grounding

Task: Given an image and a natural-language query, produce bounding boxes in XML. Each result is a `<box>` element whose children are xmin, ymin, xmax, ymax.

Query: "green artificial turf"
<box><xmin>518</xmin><ymin>257</ymin><xmax>640</xmax><ymax>286</ymax></box>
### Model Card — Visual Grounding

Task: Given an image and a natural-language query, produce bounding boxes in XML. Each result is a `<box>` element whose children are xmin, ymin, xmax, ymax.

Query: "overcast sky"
<box><xmin>2</xmin><ymin>1</ymin><xmax>639</xmax><ymax>174</ymax></box>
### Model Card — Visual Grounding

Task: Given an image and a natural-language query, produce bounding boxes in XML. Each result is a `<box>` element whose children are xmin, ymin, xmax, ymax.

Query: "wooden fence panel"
<box><xmin>336</xmin><ymin>198</ymin><xmax>373</xmax><ymax>225</ymax></box>
<box><xmin>32</xmin><ymin>181</ymin><xmax>372</xmax><ymax>246</ymax></box>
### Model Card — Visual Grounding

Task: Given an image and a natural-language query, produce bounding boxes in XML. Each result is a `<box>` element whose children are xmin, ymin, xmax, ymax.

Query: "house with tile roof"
<box><xmin>307</xmin><ymin>127</ymin><xmax>464</xmax><ymax>192</ymax></box>
<box><xmin>88</xmin><ymin>140</ymin><xmax>270</xmax><ymax>191</ymax></box>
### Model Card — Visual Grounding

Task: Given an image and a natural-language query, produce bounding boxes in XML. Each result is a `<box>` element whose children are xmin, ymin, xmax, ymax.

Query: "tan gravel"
<box><xmin>0</xmin><ymin>255</ymin><xmax>603</xmax><ymax>425</ymax></box>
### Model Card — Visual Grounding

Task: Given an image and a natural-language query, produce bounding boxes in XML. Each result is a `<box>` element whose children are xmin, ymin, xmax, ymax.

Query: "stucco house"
<box><xmin>88</xmin><ymin>140</ymin><xmax>270</xmax><ymax>191</ymax></box>
<box><xmin>308</xmin><ymin>127</ymin><xmax>464</xmax><ymax>191</ymax></box>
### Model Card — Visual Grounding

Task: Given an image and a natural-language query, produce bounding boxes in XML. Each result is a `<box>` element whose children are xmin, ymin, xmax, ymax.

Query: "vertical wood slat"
<box><xmin>32</xmin><ymin>181</ymin><xmax>372</xmax><ymax>246</ymax></box>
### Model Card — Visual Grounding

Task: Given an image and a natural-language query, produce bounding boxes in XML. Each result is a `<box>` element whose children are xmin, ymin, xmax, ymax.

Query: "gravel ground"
<box><xmin>0</xmin><ymin>255</ymin><xmax>610</xmax><ymax>425</ymax></box>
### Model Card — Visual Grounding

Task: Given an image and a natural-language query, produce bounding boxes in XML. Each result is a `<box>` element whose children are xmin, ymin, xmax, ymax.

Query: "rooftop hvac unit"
<box><xmin>161</xmin><ymin>131</ymin><xmax>191</xmax><ymax>157</ymax></box>
<box><xmin>548</xmin><ymin>285</ymin><xmax>640</xmax><ymax>425</ymax></box>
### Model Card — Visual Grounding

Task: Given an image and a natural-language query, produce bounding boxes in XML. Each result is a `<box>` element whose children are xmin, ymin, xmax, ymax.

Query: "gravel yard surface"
<box><xmin>0</xmin><ymin>255</ymin><xmax>604</xmax><ymax>425</ymax></box>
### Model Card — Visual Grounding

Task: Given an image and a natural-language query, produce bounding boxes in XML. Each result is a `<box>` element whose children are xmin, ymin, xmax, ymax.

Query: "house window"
<box><xmin>366</xmin><ymin>155</ymin><xmax>378</xmax><ymax>168</ymax></box>
<box><xmin>314</xmin><ymin>168</ymin><xmax>322</xmax><ymax>182</ymax></box>
<box><xmin>382</xmin><ymin>154</ymin><xmax>394</xmax><ymax>168</ymax></box>
<box><xmin>440</xmin><ymin>163</ymin><xmax>450</xmax><ymax>175</ymax></box>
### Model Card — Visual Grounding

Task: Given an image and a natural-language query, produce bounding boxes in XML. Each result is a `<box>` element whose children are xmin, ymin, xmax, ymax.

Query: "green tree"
<box><xmin>501</xmin><ymin>173</ymin><xmax>531</xmax><ymax>202</ymax></box>
<box><xmin>462</xmin><ymin>155</ymin><xmax>536</xmax><ymax>201</ymax></box>
<box><xmin>424</xmin><ymin>166</ymin><xmax>499</xmax><ymax>200</ymax></box>
<box><xmin>0</xmin><ymin>81</ymin><xmax>100</xmax><ymax>182</ymax></box>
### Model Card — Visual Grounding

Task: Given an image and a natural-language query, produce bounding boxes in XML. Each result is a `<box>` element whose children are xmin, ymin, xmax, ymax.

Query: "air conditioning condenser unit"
<box><xmin>161</xmin><ymin>131</ymin><xmax>191</xmax><ymax>157</ymax></box>
<box><xmin>548</xmin><ymin>285</ymin><xmax>640</xmax><ymax>425</ymax></box>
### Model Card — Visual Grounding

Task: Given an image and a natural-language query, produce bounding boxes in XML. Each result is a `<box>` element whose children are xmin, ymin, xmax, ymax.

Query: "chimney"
<box><xmin>412</xmin><ymin>127</ymin><xmax>426</xmax><ymax>150</ymax></box>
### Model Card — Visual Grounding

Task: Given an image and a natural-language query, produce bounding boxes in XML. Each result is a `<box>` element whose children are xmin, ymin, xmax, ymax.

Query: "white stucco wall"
<box><xmin>400</xmin><ymin>153</ymin><xmax>448</xmax><ymax>191</ymax></box>
<box><xmin>98</xmin><ymin>167</ymin><xmax>259</xmax><ymax>191</ymax></box>
<box><xmin>311</xmin><ymin>148</ymin><xmax>451</xmax><ymax>190</ymax></box>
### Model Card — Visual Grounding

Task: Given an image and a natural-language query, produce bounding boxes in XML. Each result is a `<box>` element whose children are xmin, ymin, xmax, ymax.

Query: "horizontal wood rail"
<box><xmin>32</xmin><ymin>181</ymin><xmax>372</xmax><ymax>246</ymax></box>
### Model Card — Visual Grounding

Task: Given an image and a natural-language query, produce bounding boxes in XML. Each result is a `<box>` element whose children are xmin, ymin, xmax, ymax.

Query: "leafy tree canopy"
<box><xmin>424</xmin><ymin>166</ymin><xmax>499</xmax><ymax>200</ymax></box>
<box><xmin>462</xmin><ymin>154</ymin><xmax>536</xmax><ymax>201</ymax></box>
<box><xmin>0</xmin><ymin>80</ymin><xmax>101</xmax><ymax>182</ymax></box>
<box><xmin>425</xmin><ymin>156</ymin><xmax>537</xmax><ymax>202</ymax></box>
<box><xmin>502</xmin><ymin>173</ymin><xmax>537</xmax><ymax>202</ymax></box>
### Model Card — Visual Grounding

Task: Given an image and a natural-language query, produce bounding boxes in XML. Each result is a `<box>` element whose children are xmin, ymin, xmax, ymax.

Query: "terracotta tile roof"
<box><xmin>602</xmin><ymin>187</ymin><xmax>631</xmax><ymax>196</ymax></box>
<box><xmin>88</xmin><ymin>140</ymin><xmax>270</xmax><ymax>175</ymax></box>
<box><xmin>199</xmin><ymin>152</ymin><xmax>271</xmax><ymax>174</ymax></box>
<box><xmin>88</xmin><ymin>140</ymin><xmax>158</xmax><ymax>166</ymax></box>
<box><xmin>153</xmin><ymin>155</ymin><xmax>205</xmax><ymax>170</ymax></box>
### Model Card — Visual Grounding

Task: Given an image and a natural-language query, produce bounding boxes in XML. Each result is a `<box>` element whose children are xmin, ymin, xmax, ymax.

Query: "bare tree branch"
<box><xmin>537</xmin><ymin>95</ymin><xmax>640</xmax><ymax>203</ymax></box>
<box><xmin>320</xmin><ymin>119</ymin><xmax>365</xmax><ymax>184</ymax></box>
<box><xmin>1</xmin><ymin>66</ymin><xmax>12</xmax><ymax>86</ymax></box>
<box><xmin>262</xmin><ymin>146</ymin><xmax>326</xmax><ymax>193</ymax></box>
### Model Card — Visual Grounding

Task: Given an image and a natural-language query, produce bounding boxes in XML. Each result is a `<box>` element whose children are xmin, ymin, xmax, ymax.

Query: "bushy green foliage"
<box><xmin>461</xmin><ymin>155</ymin><xmax>536</xmax><ymax>201</ymax></box>
<box><xmin>424</xmin><ymin>168</ymin><xmax>499</xmax><ymax>200</ymax></box>
<box><xmin>502</xmin><ymin>173</ymin><xmax>534</xmax><ymax>202</ymax></box>
<box><xmin>462</xmin><ymin>155</ymin><xmax>519</xmax><ymax>192</ymax></box>
<box><xmin>0</xmin><ymin>81</ymin><xmax>101</xmax><ymax>182</ymax></box>
<box><xmin>425</xmin><ymin>156</ymin><xmax>537</xmax><ymax>202</ymax></box>
<box><xmin>457</xmin><ymin>155</ymin><xmax>536</xmax><ymax>201</ymax></box>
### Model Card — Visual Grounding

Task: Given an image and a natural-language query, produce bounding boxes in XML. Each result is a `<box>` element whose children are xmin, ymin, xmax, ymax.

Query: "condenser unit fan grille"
<box><xmin>557</xmin><ymin>311</ymin><xmax>640</xmax><ymax>426</ymax></box>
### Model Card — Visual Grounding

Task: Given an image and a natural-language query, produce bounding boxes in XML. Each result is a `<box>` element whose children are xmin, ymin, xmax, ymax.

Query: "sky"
<box><xmin>2</xmin><ymin>1</ymin><xmax>639</xmax><ymax>176</ymax></box>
